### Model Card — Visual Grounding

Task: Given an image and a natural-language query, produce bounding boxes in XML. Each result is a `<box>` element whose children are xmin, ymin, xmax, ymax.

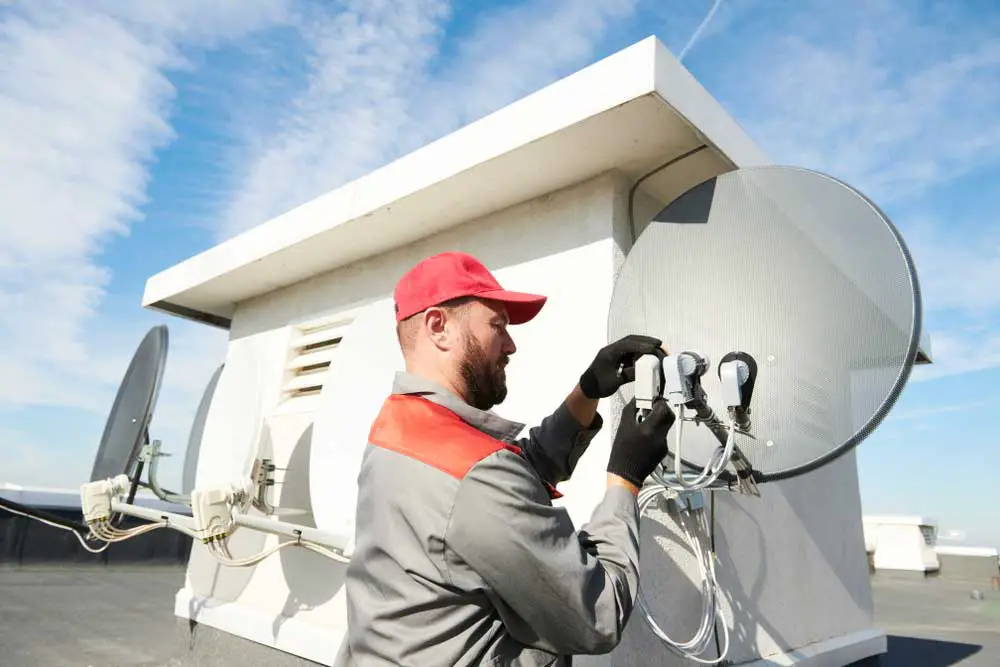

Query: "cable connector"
<box><xmin>191</xmin><ymin>487</ymin><xmax>236</xmax><ymax>544</ymax></box>
<box><xmin>80</xmin><ymin>475</ymin><xmax>129</xmax><ymax>523</ymax></box>
<box><xmin>635</xmin><ymin>353</ymin><xmax>664</xmax><ymax>413</ymax></box>
<box><xmin>675</xmin><ymin>490</ymin><xmax>705</xmax><ymax>514</ymax></box>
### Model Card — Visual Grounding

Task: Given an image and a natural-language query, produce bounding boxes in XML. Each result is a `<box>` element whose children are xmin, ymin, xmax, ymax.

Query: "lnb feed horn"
<box><xmin>662</xmin><ymin>350</ymin><xmax>709</xmax><ymax>408</ymax></box>
<box><xmin>718</xmin><ymin>351</ymin><xmax>757</xmax><ymax>431</ymax></box>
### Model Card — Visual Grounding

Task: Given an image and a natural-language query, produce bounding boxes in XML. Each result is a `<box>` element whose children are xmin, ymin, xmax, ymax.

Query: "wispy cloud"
<box><xmin>710</xmin><ymin>1</ymin><xmax>1000</xmax><ymax>205</ymax></box>
<box><xmin>905</xmin><ymin>220</ymin><xmax>1000</xmax><ymax>382</ymax></box>
<box><xmin>217</xmin><ymin>0</ymin><xmax>451</xmax><ymax>240</ymax></box>
<box><xmin>0</xmin><ymin>2</ymin><xmax>286</xmax><ymax>488</ymax></box>
<box><xmin>905</xmin><ymin>220</ymin><xmax>1000</xmax><ymax>317</ymax></box>
<box><xmin>0</xmin><ymin>4</ymin><xmax>176</xmax><ymax>406</ymax></box>
<box><xmin>938</xmin><ymin>529</ymin><xmax>967</xmax><ymax>543</ymax></box>
<box><xmin>406</xmin><ymin>0</ymin><xmax>638</xmax><ymax>138</ymax></box>
<box><xmin>217</xmin><ymin>0</ymin><xmax>640</xmax><ymax>240</ymax></box>
<box><xmin>885</xmin><ymin>400</ymin><xmax>993</xmax><ymax>423</ymax></box>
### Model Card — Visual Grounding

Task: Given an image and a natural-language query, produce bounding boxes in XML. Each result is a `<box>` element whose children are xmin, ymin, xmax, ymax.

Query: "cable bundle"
<box><xmin>0</xmin><ymin>497</ymin><xmax>111</xmax><ymax>554</ymax></box>
<box><xmin>656</xmin><ymin>404</ymin><xmax>737</xmax><ymax>492</ymax></box>
<box><xmin>88</xmin><ymin>516</ymin><xmax>166</xmax><ymax>543</ymax></box>
<box><xmin>204</xmin><ymin>530</ymin><xmax>350</xmax><ymax>568</ymax></box>
<box><xmin>636</xmin><ymin>486</ymin><xmax>729</xmax><ymax>664</ymax></box>
<box><xmin>632</xmin><ymin>400</ymin><xmax>744</xmax><ymax>664</ymax></box>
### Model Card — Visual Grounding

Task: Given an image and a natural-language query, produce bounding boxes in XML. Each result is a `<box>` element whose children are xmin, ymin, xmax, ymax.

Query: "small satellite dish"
<box><xmin>181</xmin><ymin>364</ymin><xmax>224</xmax><ymax>496</ymax></box>
<box><xmin>90</xmin><ymin>325</ymin><xmax>168</xmax><ymax>482</ymax></box>
<box><xmin>609</xmin><ymin>166</ymin><xmax>921</xmax><ymax>483</ymax></box>
<box><xmin>310</xmin><ymin>299</ymin><xmax>403</xmax><ymax>537</ymax></box>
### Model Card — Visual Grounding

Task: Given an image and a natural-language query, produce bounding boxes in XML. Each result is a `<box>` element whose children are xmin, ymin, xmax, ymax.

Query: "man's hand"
<box><xmin>579</xmin><ymin>334</ymin><xmax>663</xmax><ymax>400</ymax></box>
<box><xmin>606</xmin><ymin>397</ymin><xmax>674</xmax><ymax>490</ymax></box>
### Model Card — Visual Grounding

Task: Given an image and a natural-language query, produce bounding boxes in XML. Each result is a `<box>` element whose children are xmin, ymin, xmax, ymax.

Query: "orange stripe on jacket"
<box><xmin>369</xmin><ymin>394</ymin><xmax>563</xmax><ymax>499</ymax></box>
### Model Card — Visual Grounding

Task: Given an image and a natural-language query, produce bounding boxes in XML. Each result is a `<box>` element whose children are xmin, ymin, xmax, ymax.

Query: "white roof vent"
<box><xmin>282</xmin><ymin>312</ymin><xmax>356</xmax><ymax>403</ymax></box>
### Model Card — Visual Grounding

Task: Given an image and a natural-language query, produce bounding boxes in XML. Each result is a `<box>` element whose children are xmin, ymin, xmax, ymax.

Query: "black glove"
<box><xmin>607</xmin><ymin>398</ymin><xmax>674</xmax><ymax>488</ymax></box>
<box><xmin>579</xmin><ymin>334</ymin><xmax>663</xmax><ymax>399</ymax></box>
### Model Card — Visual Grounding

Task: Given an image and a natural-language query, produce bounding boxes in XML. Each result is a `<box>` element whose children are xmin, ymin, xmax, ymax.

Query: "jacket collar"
<box><xmin>391</xmin><ymin>371</ymin><xmax>525</xmax><ymax>442</ymax></box>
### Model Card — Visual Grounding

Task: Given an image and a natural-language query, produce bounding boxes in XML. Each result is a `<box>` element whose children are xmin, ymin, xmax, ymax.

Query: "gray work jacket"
<box><xmin>333</xmin><ymin>372</ymin><xmax>641</xmax><ymax>666</ymax></box>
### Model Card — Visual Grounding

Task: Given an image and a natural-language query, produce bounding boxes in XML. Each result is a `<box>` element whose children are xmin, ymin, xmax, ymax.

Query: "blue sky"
<box><xmin>1</xmin><ymin>0</ymin><xmax>998</xmax><ymax>550</ymax></box>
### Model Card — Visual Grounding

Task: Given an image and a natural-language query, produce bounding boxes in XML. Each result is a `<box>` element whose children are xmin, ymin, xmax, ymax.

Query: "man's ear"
<box><xmin>424</xmin><ymin>307</ymin><xmax>451</xmax><ymax>350</ymax></box>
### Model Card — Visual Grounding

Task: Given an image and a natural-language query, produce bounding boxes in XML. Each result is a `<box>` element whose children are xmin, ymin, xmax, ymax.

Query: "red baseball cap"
<box><xmin>394</xmin><ymin>252</ymin><xmax>547</xmax><ymax>325</ymax></box>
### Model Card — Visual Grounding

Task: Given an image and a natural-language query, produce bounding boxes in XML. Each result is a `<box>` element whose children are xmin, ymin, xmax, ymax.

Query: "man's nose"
<box><xmin>502</xmin><ymin>331</ymin><xmax>516</xmax><ymax>355</ymax></box>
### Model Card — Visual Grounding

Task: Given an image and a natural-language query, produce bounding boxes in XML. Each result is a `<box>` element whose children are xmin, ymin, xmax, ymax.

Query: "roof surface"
<box><xmin>2</xmin><ymin>565</ymin><xmax>996</xmax><ymax>666</ymax></box>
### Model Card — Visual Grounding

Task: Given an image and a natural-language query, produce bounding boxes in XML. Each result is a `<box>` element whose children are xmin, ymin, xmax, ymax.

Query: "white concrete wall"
<box><xmin>177</xmin><ymin>170</ymin><xmax>881</xmax><ymax>666</ymax></box>
<box><xmin>177</xmin><ymin>172</ymin><xmax>631</xmax><ymax>664</ymax></box>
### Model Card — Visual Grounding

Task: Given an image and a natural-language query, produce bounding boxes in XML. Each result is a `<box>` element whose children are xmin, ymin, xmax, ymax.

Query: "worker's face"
<box><xmin>457</xmin><ymin>299</ymin><xmax>516</xmax><ymax>410</ymax></box>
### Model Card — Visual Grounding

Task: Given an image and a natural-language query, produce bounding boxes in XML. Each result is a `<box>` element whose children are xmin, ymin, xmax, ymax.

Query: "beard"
<box><xmin>459</xmin><ymin>332</ymin><xmax>508</xmax><ymax>411</ymax></box>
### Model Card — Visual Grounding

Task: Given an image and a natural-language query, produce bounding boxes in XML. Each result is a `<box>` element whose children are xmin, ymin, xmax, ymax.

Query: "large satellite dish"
<box><xmin>90</xmin><ymin>325</ymin><xmax>168</xmax><ymax>482</ymax></box>
<box><xmin>310</xmin><ymin>299</ymin><xmax>403</xmax><ymax>538</ymax></box>
<box><xmin>609</xmin><ymin>166</ymin><xmax>921</xmax><ymax>483</ymax></box>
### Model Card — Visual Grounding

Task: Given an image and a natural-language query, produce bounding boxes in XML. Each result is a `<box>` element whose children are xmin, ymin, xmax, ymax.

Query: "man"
<box><xmin>335</xmin><ymin>251</ymin><xmax>675</xmax><ymax>666</ymax></box>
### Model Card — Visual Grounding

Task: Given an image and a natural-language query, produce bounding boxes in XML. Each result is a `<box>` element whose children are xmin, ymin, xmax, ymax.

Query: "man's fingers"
<box><xmin>645</xmin><ymin>399</ymin><xmax>676</xmax><ymax>427</ymax></box>
<box><xmin>612</xmin><ymin>334</ymin><xmax>663</xmax><ymax>357</ymax></box>
<box><xmin>621</xmin><ymin>397</ymin><xmax>637</xmax><ymax>419</ymax></box>
<box><xmin>612</xmin><ymin>334</ymin><xmax>662</xmax><ymax>385</ymax></box>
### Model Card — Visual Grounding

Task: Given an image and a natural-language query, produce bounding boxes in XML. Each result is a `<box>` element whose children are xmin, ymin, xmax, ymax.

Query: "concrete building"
<box><xmin>142</xmin><ymin>36</ymin><xmax>891</xmax><ymax>666</ymax></box>
<box><xmin>863</xmin><ymin>515</ymin><xmax>940</xmax><ymax>576</ymax></box>
<box><xmin>863</xmin><ymin>515</ymin><xmax>1000</xmax><ymax>585</ymax></box>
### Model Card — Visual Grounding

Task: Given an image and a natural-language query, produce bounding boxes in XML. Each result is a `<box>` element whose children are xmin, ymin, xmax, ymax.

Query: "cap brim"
<box><xmin>478</xmin><ymin>289</ymin><xmax>547</xmax><ymax>324</ymax></box>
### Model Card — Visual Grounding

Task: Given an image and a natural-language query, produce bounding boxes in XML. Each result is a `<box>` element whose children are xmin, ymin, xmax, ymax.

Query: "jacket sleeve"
<box><xmin>515</xmin><ymin>402</ymin><xmax>604</xmax><ymax>486</ymax></box>
<box><xmin>444</xmin><ymin>449</ymin><xmax>640</xmax><ymax>656</ymax></box>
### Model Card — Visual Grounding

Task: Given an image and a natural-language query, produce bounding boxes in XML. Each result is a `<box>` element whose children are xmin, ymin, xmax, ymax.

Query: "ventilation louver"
<box><xmin>282</xmin><ymin>313</ymin><xmax>355</xmax><ymax>404</ymax></box>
